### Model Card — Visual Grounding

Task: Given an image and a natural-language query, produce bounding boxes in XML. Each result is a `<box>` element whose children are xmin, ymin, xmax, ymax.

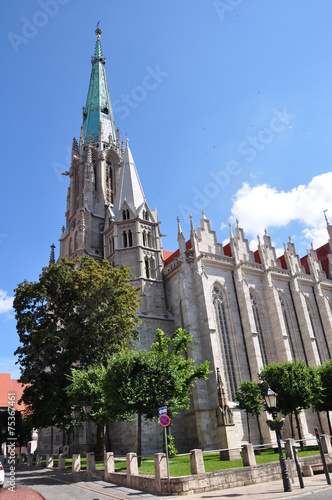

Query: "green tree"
<box><xmin>14</xmin><ymin>256</ymin><xmax>141</xmax><ymax>432</ymax></box>
<box><xmin>67</xmin><ymin>329</ymin><xmax>210</xmax><ymax>463</ymax></box>
<box><xmin>314</xmin><ymin>360</ymin><xmax>332</xmax><ymax>435</ymax></box>
<box><xmin>259</xmin><ymin>360</ymin><xmax>323</xmax><ymax>444</ymax></box>
<box><xmin>235</xmin><ymin>380</ymin><xmax>263</xmax><ymax>443</ymax></box>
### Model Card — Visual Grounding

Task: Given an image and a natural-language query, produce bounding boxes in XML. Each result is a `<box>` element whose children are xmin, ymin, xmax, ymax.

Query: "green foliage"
<box><xmin>259</xmin><ymin>360</ymin><xmax>323</xmax><ymax>416</ymax></box>
<box><xmin>0</xmin><ymin>410</ymin><xmax>33</xmax><ymax>447</ymax></box>
<box><xmin>235</xmin><ymin>380</ymin><xmax>263</xmax><ymax>417</ymax></box>
<box><xmin>166</xmin><ymin>434</ymin><xmax>178</xmax><ymax>457</ymax></box>
<box><xmin>102</xmin><ymin>328</ymin><xmax>210</xmax><ymax>421</ymax></box>
<box><xmin>14</xmin><ymin>256</ymin><xmax>141</xmax><ymax>429</ymax></box>
<box><xmin>68</xmin><ymin>328</ymin><xmax>210</xmax><ymax>422</ymax></box>
<box><xmin>314</xmin><ymin>360</ymin><xmax>332</xmax><ymax>412</ymax></box>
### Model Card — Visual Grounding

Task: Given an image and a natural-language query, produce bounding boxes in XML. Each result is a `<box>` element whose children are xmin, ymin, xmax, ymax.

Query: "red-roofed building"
<box><xmin>0</xmin><ymin>374</ymin><xmax>27</xmax><ymax>412</ymax></box>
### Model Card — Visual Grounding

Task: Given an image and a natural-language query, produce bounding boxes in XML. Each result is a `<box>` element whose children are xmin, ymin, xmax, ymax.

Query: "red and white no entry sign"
<box><xmin>159</xmin><ymin>414</ymin><xmax>170</xmax><ymax>427</ymax></box>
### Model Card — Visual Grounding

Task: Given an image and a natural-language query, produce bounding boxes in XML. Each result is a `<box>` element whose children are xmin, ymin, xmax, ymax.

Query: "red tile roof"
<box><xmin>301</xmin><ymin>242</ymin><xmax>330</xmax><ymax>278</ymax></box>
<box><xmin>163</xmin><ymin>239</ymin><xmax>331</xmax><ymax>279</ymax></box>
<box><xmin>0</xmin><ymin>373</ymin><xmax>27</xmax><ymax>411</ymax></box>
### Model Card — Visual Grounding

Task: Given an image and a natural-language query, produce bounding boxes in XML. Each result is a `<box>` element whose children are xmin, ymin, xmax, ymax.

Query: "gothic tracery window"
<box><xmin>306</xmin><ymin>298</ymin><xmax>329</xmax><ymax>363</ymax></box>
<box><xmin>250</xmin><ymin>291</ymin><xmax>269</xmax><ymax>366</ymax></box>
<box><xmin>279</xmin><ymin>294</ymin><xmax>297</xmax><ymax>359</ymax></box>
<box><xmin>212</xmin><ymin>285</ymin><xmax>237</xmax><ymax>400</ymax></box>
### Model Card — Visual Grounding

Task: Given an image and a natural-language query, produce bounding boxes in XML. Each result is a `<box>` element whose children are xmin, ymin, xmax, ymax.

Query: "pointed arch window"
<box><xmin>128</xmin><ymin>230</ymin><xmax>133</xmax><ymax>247</ymax></box>
<box><xmin>145</xmin><ymin>258</ymin><xmax>150</xmax><ymax>278</ymax></box>
<box><xmin>250</xmin><ymin>291</ymin><xmax>269</xmax><ymax>366</ymax></box>
<box><xmin>142</xmin><ymin>231</ymin><xmax>146</xmax><ymax>246</ymax></box>
<box><xmin>306</xmin><ymin>298</ymin><xmax>328</xmax><ymax>363</ymax></box>
<box><xmin>123</xmin><ymin>231</ymin><xmax>127</xmax><ymax>248</ymax></box>
<box><xmin>212</xmin><ymin>286</ymin><xmax>237</xmax><ymax>400</ymax></box>
<box><xmin>279</xmin><ymin>294</ymin><xmax>296</xmax><ymax>359</ymax></box>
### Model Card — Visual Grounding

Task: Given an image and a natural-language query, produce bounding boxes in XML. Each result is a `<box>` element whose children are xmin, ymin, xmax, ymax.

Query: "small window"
<box><xmin>128</xmin><ymin>230</ymin><xmax>133</xmax><ymax>247</ymax></box>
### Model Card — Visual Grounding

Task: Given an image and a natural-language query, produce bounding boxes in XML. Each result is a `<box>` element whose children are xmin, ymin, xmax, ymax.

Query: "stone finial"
<box><xmin>87</xmin><ymin>146</ymin><xmax>92</xmax><ymax>164</ymax></box>
<box><xmin>89</xmin><ymin>132</ymin><xmax>93</xmax><ymax>144</ymax></box>
<box><xmin>61</xmin><ymin>226</ymin><xmax>65</xmax><ymax>233</ymax></box>
<box><xmin>79</xmin><ymin>125</ymin><xmax>84</xmax><ymax>146</ymax></box>
<box><xmin>49</xmin><ymin>244</ymin><xmax>55</xmax><ymax>265</ymax></box>
<box><xmin>72</xmin><ymin>137</ymin><xmax>78</xmax><ymax>151</ymax></box>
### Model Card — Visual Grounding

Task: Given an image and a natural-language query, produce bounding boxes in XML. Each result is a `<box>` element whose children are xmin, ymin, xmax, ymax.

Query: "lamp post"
<box><xmin>82</xmin><ymin>402</ymin><xmax>92</xmax><ymax>454</ymax></box>
<box><xmin>71</xmin><ymin>407</ymin><xmax>81</xmax><ymax>454</ymax></box>
<box><xmin>263</xmin><ymin>387</ymin><xmax>292</xmax><ymax>492</ymax></box>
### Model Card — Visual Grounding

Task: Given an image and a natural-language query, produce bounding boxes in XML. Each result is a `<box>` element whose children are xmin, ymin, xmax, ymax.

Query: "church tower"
<box><xmin>59</xmin><ymin>27</ymin><xmax>173</xmax><ymax>353</ymax></box>
<box><xmin>59</xmin><ymin>26</ymin><xmax>123</xmax><ymax>261</ymax></box>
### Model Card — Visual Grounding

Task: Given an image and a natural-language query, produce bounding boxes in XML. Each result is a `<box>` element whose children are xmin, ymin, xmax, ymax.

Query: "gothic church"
<box><xmin>47</xmin><ymin>28</ymin><xmax>332</xmax><ymax>455</ymax></box>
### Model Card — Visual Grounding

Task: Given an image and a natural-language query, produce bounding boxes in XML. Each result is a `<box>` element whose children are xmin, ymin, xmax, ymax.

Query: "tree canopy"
<box><xmin>259</xmin><ymin>359</ymin><xmax>323</xmax><ymax>441</ymax></box>
<box><xmin>14</xmin><ymin>256</ymin><xmax>141</xmax><ymax>429</ymax></box>
<box><xmin>235</xmin><ymin>380</ymin><xmax>263</xmax><ymax>443</ymax></box>
<box><xmin>67</xmin><ymin>328</ymin><xmax>210</xmax><ymax>456</ymax></box>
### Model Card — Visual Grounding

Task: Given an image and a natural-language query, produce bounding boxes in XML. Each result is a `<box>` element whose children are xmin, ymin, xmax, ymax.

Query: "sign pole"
<box><xmin>164</xmin><ymin>426</ymin><xmax>171</xmax><ymax>495</ymax></box>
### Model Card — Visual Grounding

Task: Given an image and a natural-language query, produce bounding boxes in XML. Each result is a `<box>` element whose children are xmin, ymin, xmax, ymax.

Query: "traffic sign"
<box><xmin>159</xmin><ymin>415</ymin><xmax>170</xmax><ymax>427</ymax></box>
<box><xmin>158</xmin><ymin>406</ymin><xmax>167</xmax><ymax>416</ymax></box>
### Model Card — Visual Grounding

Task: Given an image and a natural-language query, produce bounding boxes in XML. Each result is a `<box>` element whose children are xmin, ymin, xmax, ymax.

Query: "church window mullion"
<box><xmin>213</xmin><ymin>286</ymin><xmax>237</xmax><ymax>400</ymax></box>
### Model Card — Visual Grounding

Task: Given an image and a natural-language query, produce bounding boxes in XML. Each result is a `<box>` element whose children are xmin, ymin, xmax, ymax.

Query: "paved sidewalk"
<box><xmin>182</xmin><ymin>473</ymin><xmax>332</xmax><ymax>500</ymax></box>
<box><xmin>10</xmin><ymin>466</ymin><xmax>332</xmax><ymax>500</ymax></box>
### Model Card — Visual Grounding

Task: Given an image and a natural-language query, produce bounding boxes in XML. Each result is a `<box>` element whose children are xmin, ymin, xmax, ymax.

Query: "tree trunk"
<box><xmin>50</xmin><ymin>426</ymin><xmax>53</xmax><ymax>454</ymax></box>
<box><xmin>327</xmin><ymin>411</ymin><xmax>332</xmax><ymax>438</ymax></box>
<box><xmin>289</xmin><ymin>413</ymin><xmax>294</xmax><ymax>439</ymax></box>
<box><xmin>137</xmin><ymin>413</ymin><xmax>142</xmax><ymax>467</ymax></box>
<box><xmin>95</xmin><ymin>423</ymin><xmax>104</xmax><ymax>460</ymax></box>
<box><xmin>105</xmin><ymin>422</ymin><xmax>111</xmax><ymax>452</ymax></box>
<box><xmin>294</xmin><ymin>412</ymin><xmax>304</xmax><ymax>451</ymax></box>
<box><xmin>247</xmin><ymin>413</ymin><xmax>251</xmax><ymax>443</ymax></box>
<box><xmin>256</xmin><ymin>414</ymin><xmax>263</xmax><ymax>445</ymax></box>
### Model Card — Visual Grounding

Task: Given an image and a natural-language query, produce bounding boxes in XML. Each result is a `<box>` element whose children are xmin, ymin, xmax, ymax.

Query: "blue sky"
<box><xmin>2</xmin><ymin>0</ymin><xmax>332</xmax><ymax>378</ymax></box>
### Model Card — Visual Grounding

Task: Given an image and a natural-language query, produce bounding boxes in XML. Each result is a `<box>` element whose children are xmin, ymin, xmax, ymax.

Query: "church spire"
<box><xmin>82</xmin><ymin>25</ymin><xmax>116</xmax><ymax>144</ymax></box>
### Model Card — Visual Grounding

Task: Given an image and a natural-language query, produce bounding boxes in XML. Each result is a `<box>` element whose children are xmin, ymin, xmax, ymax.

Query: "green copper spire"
<box><xmin>82</xmin><ymin>26</ymin><xmax>116</xmax><ymax>144</ymax></box>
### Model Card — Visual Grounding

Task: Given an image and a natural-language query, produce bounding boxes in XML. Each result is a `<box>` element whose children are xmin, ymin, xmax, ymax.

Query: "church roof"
<box><xmin>82</xmin><ymin>27</ymin><xmax>116</xmax><ymax>143</ymax></box>
<box><xmin>113</xmin><ymin>145</ymin><xmax>146</xmax><ymax>213</ymax></box>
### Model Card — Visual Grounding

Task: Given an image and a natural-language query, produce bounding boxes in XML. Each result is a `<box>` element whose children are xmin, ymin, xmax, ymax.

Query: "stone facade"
<box><xmin>41</xmin><ymin>29</ymin><xmax>332</xmax><ymax>456</ymax></box>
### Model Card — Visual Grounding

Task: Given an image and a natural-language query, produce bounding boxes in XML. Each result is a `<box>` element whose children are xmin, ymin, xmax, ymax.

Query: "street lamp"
<box><xmin>263</xmin><ymin>386</ymin><xmax>292</xmax><ymax>493</ymax></box>
<box><xmin>82</xmin><ymin>402</ymin><xmax>92</xmax><ymax>454</ymax></box>
<box><xmin>71</xmin><ymin>407</ymin><xmax>81</xmax><ymax>454</ymax></box>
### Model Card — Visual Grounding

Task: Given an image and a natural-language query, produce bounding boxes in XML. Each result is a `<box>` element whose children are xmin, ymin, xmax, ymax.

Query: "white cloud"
<box><xmin>0</xmin><ymin>289</ymin><xmax>14</xmax><ymax>314</ymax></box>
<box><xmin>230</xmin><ymin>172</ymin><xmax>332</xmax><ymax>249</ymax></box>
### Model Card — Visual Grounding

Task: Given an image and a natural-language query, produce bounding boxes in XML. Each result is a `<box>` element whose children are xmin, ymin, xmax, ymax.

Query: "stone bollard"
<box><xmin>321</xmin><ymin>434</ymin><xmax>332</xmax><ymax>455</ymax></box>
<box><xmin>104</xmin><ymin>452</ymin><xmax>115</xmax><ymax>474</ymax></box>
<box><xmin>36</xmin><ymin>454</ymin><xmax>43</xmax><ymax>466</ymax></box>
<box><xmin>190</xmin><ymin>449</ymin><xmax>205</xmax><ymax>474</ymax></box>
<box><xmin>154</xmin><ymin>453</ymin><xmax>168</xmax><ymax>493</ymax></box>
<box><xmin>58</xmin><ymin>453</ymin><xmax>66</xmax><ymax>470</ymax></box>
<box><xmin>27</xmin><ymin>453</ymin><xmax>34</xmax><ymax>466</ymax></box>
<box><xmin>72</xmin><ymin>453</ymin><xmax>81</xmax><ymax>472</ymax></box>
<box><xmin>86</xmin><ymin>452</ymin><xmax>95</xmax><ymax>471</ymax></box>
<box><xmin>242</xmin><ymin>443</ymin><xmax>256</xmax><ymax>467</ymax></box>
<box><xmin>285</xmin><ymin>438</ymin><xmax>296</xmax><ymax>459</ymax></box>
<box><xmin>46</xmin><ymin>454</ymin><xmax>53</xmax><ymax>468</ymax></box>
<box><xmin>126</xmin><ymin>453</ymin><xmax>138</xmax><ymax>486</ymax></box>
